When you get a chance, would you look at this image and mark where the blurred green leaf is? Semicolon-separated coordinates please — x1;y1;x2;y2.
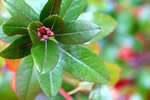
0;16;6;25
0;57;4;69
16;55;41;100
0;72;18;100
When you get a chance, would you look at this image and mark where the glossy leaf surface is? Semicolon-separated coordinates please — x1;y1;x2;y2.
28;21;43;44
36;59;62;96
0;35;32;59
55;20;100;44
16;55;41;100
0;18;19;43
43;15;64;33
60;0;86;21
40;0;62;21
79;13;117;43
2;16;31;36
59;45;109;84
0;27;21;43
3;0;39;21
31;40;59;73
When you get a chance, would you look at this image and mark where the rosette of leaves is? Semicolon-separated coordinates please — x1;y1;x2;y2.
0;0;116;99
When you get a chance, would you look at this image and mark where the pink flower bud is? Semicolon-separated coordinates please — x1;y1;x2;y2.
38;32;41;37
42;35;49;40
37;26;54;40
47;30;53;36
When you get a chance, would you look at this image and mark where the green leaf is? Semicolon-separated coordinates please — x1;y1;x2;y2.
0;35;32;59
79;13;117;43
0;17;17;43
25;0;48;15
43;15;64;33
40;0;62;21
89;84;113;100
31;40;59;73
2;16;31;36
28;21;43;44
16;55;41;100
55;20;100;45
3;0;39;21
36;59;62;97
59;45;109;84
60;0;86;21
0;26;21;43
0;16;7;25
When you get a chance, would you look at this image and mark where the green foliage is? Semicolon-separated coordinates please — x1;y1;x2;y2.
3;0;39;21
0;27;21;43
25;0;48;15
0;0;117;99
16;55;41;100
2;16;30;36
0;35;32;59
43;15;64;33
60;0;86;21
0;72;18;100
79;12;117;43
36;59;62;96
40;0;62;21
60;45;109;84
28;21;43;44
31;40;59;73
0;16;6;25
55;20;100;44
0;17;20;43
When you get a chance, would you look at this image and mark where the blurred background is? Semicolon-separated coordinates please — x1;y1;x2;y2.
0;0;150;100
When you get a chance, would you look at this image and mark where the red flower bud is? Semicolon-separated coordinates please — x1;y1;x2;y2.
38;26;47;34
37;26;54;40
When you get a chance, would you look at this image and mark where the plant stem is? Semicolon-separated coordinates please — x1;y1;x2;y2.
68;87;81;95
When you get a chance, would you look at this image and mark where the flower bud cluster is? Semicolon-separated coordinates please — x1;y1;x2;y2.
38;26;53;40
